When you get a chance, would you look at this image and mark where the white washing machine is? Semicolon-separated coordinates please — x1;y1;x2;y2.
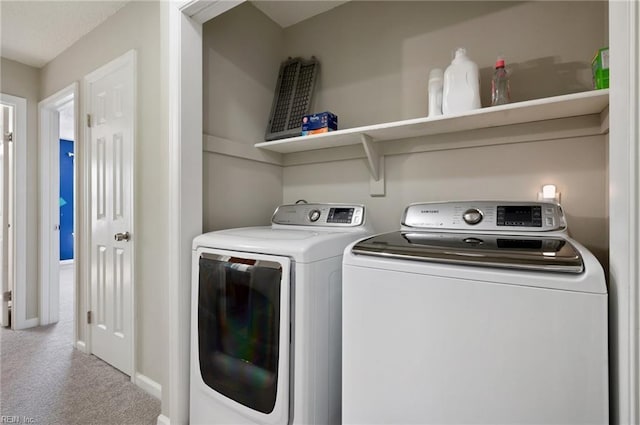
190;203;373;425
342;201;608;424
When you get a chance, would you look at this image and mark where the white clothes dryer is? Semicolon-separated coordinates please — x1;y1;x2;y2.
342;201;608;425
190;203;373;425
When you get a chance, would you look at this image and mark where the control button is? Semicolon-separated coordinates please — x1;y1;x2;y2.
546;217;554;226
462;208;483;225
308;209;321;222
545;207;554;214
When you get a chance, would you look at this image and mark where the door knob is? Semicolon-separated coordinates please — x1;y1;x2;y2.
114;231;130;242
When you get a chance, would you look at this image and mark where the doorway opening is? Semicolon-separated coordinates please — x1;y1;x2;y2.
58;101;75;326
39;83;78;345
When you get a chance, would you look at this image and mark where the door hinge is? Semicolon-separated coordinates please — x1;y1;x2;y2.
87;114;92;128
87;311;92;324
3;132;12;142
2;291;11;301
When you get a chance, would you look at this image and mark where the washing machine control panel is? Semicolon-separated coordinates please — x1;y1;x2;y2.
272;203;366;227
402;201;566;232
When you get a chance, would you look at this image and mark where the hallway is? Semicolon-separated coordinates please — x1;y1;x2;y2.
0;263;161;424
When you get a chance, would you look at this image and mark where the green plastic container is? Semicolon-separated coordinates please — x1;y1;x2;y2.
592;47;609;89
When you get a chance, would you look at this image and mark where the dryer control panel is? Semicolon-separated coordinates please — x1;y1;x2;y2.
272;203;366;227
402;201;566;232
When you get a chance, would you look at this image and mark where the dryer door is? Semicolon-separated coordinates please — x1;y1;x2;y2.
196;248;291;424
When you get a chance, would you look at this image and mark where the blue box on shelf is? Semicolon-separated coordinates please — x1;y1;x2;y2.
301;111;338;136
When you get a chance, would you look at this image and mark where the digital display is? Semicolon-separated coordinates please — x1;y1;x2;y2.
496;239;543;250
497;206;542;227
505;207;532;221
327;208;354;224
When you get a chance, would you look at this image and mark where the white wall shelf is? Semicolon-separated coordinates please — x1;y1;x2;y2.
255;89;609;154
255;89;609;195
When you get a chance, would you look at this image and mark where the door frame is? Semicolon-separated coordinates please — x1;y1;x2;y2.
0;93;28;329
609;1;640;423
166;1;207;422
38;83;77;332
82;49;137;377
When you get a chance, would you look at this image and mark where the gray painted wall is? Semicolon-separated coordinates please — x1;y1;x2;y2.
283;0;606;127
283;136;609;267
203;3;284;230
0;57;40;320
203;3;284;145
203;154;283;231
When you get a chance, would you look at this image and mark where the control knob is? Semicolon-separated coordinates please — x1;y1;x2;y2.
309;209;321;222
463;208;483;225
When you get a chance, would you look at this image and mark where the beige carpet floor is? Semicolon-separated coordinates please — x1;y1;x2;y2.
0;263;161;425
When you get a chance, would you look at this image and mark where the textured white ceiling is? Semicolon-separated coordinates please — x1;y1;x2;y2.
1;0;349;68
1;1;129;68
251;0;348;28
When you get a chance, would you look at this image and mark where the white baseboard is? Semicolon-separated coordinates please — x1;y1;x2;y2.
156;414;170;425
75;340;87;353
25;317;40;328
135;372;162;400
14;317;39;330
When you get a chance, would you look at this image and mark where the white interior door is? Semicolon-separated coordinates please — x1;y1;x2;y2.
86;51;136;375
0;105;12;327
1;94;26;330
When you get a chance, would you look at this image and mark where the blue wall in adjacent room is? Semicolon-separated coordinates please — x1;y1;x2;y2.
60;139;74;260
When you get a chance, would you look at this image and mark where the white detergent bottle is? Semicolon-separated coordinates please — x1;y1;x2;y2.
442;48;481;114
427;68;444;117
